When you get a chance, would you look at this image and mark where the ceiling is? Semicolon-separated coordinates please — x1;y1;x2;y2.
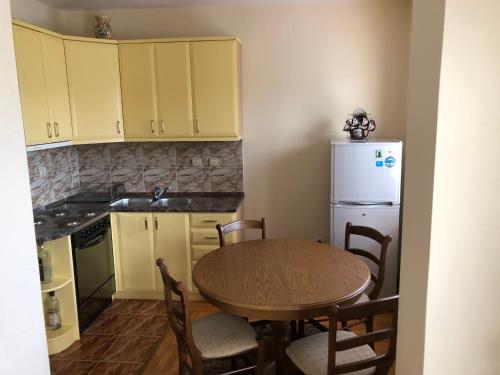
37;0;325;11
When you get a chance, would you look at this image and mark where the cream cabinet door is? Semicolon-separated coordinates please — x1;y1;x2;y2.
41;34;73;142
112;213;156;292
155;42;194;138
65;40;123;143
190;40;239;138
12;25;51;145
153;213;190;290
119;43;158;139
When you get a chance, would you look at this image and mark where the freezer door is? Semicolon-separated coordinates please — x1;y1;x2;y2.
330;204;400;297
331;141;402;204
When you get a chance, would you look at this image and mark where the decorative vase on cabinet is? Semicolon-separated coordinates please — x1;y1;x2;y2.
94;16;113;39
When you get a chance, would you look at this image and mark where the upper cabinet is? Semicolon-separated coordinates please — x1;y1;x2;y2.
119;42;194;139
191;40;240;138
64;40;124;144
13;25;73;146
119;39;241;141
12;21;241;145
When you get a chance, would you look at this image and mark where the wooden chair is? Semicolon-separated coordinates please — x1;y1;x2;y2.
156;258;266;375
216;218;266;247
286;296;399;375
295;222;392;338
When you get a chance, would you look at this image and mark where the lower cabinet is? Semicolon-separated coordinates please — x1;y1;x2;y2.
111;212;189;297
111;211;241;298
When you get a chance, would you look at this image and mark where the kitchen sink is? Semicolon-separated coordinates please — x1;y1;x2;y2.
110;198;153;207
150;198;193;208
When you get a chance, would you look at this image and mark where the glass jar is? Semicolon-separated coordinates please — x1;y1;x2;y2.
37;243;52;284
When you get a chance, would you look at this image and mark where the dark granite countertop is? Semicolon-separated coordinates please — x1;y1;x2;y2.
34;192;244;243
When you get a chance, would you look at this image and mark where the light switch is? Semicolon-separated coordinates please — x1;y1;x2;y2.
192;158;202;166
210;158;221;167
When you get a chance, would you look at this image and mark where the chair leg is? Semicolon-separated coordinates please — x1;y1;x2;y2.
366;316;375;350
298;319;305;338
255;340;266;375
290;320;297;340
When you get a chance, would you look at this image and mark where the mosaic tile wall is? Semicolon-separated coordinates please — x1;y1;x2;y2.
27;141;243;208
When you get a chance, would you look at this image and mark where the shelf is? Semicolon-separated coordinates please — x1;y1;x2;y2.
46;324;74;342
41;278;72;293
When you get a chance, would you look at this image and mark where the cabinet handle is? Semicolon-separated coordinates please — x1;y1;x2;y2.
194;119;200;133
155;217;159;230
161;120;165;134
204;236;219;240
116;120;121;134
151;120;155;134
145;217;149;230
54;122;59;137
203;220;218;223
47;122;52;138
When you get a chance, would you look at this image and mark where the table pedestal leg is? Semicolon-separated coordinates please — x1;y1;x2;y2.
270;321;290;375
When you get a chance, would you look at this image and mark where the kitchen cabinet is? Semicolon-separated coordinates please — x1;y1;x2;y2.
65;40;124;144
111;211;241;298
119;42;193;139
13;25;72;145
111;212;190;296
153;213;190;291
191;40;240;138
111;213;156;293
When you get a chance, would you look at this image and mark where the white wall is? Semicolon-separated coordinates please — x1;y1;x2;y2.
424;0;500;372
396;0;445;373
54;0;411;241
0;0;50;374
9;0;61;30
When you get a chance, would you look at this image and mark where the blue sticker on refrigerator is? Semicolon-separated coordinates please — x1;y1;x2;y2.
385;156;396;168
376;161;383;167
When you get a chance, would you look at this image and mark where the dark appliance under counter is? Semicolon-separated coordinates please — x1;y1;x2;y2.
71;215;116;332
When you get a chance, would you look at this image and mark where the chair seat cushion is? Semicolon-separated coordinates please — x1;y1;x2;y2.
286;330;376;375
192;312;258;359
355;292;370;304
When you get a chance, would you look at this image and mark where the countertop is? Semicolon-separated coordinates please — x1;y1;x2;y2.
34;192;244;243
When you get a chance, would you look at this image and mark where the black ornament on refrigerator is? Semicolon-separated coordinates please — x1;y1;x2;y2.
343;108;376;140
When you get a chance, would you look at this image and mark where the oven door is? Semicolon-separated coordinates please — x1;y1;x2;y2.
73;227;116;331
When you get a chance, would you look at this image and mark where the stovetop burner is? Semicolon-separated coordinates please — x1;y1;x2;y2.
50;210;69;217
62;221;82;228
34;217;47;226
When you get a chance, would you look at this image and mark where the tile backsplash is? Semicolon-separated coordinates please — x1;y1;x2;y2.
27;141;243;209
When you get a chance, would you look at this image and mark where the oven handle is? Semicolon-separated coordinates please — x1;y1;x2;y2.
79;234;107;250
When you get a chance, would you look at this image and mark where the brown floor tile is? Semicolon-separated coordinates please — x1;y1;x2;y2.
85;313;135;335
139;300;166;315
102;335;162;363
57;334;117;361
90;361;145;375
123;314;169;337
50;359;97;374
103;299;145;314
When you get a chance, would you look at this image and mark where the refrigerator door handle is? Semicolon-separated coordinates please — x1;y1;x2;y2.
335;201;394;207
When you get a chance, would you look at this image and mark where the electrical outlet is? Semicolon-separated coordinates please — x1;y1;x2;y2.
192;158;202;166
38;166;48;177
210;157;221;167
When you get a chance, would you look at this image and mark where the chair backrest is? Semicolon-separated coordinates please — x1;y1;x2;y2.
216;218;267;247
327;296;399;375
156;258;200;365
344;222;392;299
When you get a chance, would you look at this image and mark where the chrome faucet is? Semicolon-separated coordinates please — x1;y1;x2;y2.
153;186;171;201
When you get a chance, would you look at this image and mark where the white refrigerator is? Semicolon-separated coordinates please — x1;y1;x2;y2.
330;139;402;297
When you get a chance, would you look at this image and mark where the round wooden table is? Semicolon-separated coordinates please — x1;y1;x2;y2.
192;239;371;373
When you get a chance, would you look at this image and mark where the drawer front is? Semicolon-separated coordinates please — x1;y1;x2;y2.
190;213;236;228
191;244;219;260
190;228;238;245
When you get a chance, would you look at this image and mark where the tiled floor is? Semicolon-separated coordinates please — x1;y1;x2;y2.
50;299;168;375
